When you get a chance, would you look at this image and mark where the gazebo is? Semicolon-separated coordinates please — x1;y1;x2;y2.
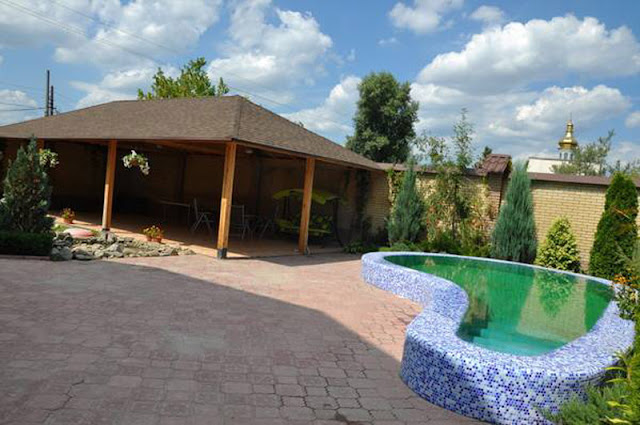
0;96;379;258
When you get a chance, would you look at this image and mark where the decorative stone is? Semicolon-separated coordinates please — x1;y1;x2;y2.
50;246;73;261
106;242;123;253
72;248;94;261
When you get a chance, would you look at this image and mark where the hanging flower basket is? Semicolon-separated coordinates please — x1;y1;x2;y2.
122;150;150;175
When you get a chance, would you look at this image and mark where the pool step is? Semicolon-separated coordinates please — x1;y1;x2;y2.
473;328;563;356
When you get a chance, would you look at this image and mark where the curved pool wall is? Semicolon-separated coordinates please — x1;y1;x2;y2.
362;252;635;425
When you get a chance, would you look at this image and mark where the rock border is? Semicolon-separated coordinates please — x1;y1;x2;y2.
51;232;195;261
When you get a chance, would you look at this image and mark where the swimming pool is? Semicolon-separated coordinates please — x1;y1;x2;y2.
362;252;635;424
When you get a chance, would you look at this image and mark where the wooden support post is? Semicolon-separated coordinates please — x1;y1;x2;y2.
101;140;117;231
217;142;237;259
36;139;44;150
298;158;316;255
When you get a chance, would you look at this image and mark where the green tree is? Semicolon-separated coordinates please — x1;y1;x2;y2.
589;173;638;280
535;217;581;272
388;159;425;244
415;109;475;240
137;57;228;99
0;138;53;233
475;145;493;168
552;131;613;176
490;161;537;263
346;72;419;163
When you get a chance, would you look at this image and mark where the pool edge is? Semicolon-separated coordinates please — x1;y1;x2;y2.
361;251;635;425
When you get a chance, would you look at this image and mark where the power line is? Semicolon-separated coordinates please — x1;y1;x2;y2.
0;107;45;113
0;0;348;130
0;79;80;108
0;100;41;108
0;0;161;64
49;0;183;56
47;0;311;110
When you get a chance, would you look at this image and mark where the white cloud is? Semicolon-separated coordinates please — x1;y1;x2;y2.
407;14;639;158
53;0;222;68
417;15;640;94
470;5;505;26
389;0;463;34
513;85;630;131
71;66;174;109
410;83;630;158
379;37;399;46
208;0;332;104
609;141;640;165
0;0;91;48
283;76;361;140
626;111;640;128
0;89;40;125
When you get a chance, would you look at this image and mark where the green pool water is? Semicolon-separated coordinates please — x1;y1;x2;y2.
386;255;613;356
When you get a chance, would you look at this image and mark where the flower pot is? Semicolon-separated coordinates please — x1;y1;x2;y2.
152;237;163;243
63;218;74;224
146;235;153;242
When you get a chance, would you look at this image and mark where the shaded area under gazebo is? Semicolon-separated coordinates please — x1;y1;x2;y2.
0;96;380;258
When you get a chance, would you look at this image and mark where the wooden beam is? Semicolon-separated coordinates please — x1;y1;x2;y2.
217;142;237;259
298;158;316;255
101;140;117;231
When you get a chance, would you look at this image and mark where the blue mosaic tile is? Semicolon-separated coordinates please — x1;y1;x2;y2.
361;252;636;425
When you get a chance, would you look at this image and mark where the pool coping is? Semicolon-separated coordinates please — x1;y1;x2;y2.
361;252;636;424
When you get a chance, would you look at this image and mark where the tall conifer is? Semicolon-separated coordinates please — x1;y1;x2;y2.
490;161;537;263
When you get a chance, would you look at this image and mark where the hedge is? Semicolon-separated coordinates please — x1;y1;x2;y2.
0;231;53;256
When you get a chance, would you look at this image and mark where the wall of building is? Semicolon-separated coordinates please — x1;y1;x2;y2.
529;178;640;268
364;169;507;238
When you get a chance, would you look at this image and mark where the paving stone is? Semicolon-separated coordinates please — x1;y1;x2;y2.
108;375;142;388
280;406;315;420
275;384;305;397
221;381;252;394
0;255;476;425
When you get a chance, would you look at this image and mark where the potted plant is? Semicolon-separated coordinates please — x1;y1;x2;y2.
122;150;150;175
61;208;75;224
142;225;164;243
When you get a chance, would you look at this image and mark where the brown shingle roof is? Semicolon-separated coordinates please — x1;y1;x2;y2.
377;153;511;176
0;96;379;170
529;172;640;188
479;153;511;174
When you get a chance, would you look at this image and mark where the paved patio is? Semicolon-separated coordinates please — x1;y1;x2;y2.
0;254;480;425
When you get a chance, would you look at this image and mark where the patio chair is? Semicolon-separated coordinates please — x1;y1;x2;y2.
190;198;215;235
230;205;252;240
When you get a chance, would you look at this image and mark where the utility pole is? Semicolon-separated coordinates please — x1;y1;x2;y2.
49;85;55;115
45;69;50;117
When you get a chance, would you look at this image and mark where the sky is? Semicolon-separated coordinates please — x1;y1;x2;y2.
0;0;639;161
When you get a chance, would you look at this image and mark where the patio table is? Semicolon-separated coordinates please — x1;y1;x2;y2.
157;199;191;225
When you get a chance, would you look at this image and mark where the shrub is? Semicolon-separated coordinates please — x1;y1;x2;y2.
343;240;378;254
490;161;537;263
426;230;461;255
379;241;422;252
0;138;53;234
535;217;581;272
0;231;53;256
544;383;629;425
387;160;425;244
590;173;638;280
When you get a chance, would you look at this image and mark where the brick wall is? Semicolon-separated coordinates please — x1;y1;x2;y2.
530;177;640;268
364;169;507;236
